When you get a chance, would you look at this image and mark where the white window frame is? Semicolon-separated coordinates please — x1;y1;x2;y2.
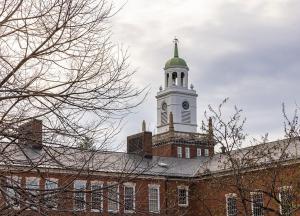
6;176;21;210
26;177;40;210
177;185;189;207
107;182;119;213
279;186;293;216
185;147;190;159
44;178;58;210
251;191;264;216
124;182;136;213
73;180;86;211
90;181;103;212
148;184;160;213
204;148;209;156
197;148;202;157
226;193;237;216
177;146;182;158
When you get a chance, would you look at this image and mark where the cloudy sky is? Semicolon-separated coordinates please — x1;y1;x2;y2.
109;0;300;150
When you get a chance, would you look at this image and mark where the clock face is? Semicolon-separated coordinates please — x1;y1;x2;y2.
162;102;167;111
182;101;189;110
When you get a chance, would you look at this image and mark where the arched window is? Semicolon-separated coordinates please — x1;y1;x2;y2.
180;72;185;87
166;73;169;87
172;72;178;86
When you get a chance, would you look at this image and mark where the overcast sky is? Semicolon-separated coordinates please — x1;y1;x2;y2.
109;0;300;151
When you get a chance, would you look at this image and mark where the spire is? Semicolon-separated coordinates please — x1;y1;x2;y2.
173;38;179;57
169;112;174;132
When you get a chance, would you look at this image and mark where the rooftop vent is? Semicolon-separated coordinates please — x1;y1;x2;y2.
157;162;168;168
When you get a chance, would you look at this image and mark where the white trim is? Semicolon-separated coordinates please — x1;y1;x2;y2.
177;185;189;207
148;184;160;213
73;180;87;211
90;181;103;212
124;182;136;213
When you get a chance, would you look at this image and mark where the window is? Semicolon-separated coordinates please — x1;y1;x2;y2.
178;186;188;207
6;176;21;209
108;183;119;212
204;148;209;156
197;148;202;157
91;181;103;212
279;186;293;216
44;178;58;209
177;147;182;158
124;183;135;213
226;193;237;216
251;192;264;216
26;177;40;210
74;180;86;211
149;184;160;213
185;147;190;159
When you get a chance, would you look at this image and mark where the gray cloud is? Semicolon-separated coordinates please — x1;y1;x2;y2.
110;0;300;149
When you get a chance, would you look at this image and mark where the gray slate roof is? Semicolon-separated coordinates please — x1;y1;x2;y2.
2;137;300;178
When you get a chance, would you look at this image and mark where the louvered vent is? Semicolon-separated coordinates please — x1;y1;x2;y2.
181;111;191;123
161;112;168;125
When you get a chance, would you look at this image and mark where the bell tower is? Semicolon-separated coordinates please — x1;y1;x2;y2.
156;39;198;134
129;38;215;159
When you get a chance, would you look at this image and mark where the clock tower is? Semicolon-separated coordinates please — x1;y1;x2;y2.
156;39;198;133
128;39;214;159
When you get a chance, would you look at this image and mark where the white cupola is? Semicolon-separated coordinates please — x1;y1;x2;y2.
156;39;198;134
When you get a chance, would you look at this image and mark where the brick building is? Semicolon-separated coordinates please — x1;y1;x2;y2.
1;40;299;216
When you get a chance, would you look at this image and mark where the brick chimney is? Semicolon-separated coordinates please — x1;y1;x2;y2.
18;119;43;149
127;120;152;158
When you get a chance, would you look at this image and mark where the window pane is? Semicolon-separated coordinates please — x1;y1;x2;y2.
124;186;135;211
251;192;263;216
178;188;188;205
205;149;209;156
149;187;159;213
91;183;102;211
177;147;182;158
45;178;58;209
108;184;119;212
74;180;86;211
185;147;190;158
280;187;293;216
226;194;237;216
6;176;21;209
197;148;201;157
26;177;40;210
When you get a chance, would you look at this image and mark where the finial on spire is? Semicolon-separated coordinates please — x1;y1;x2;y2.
142;120;146;132
173;37;179;58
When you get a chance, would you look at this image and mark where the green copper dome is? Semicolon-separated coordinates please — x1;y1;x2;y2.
164;39;188;70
